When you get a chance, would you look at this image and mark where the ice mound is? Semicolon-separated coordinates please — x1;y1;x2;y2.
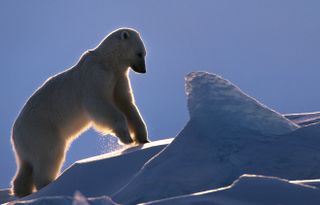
186;72;299;135
112;72;320;204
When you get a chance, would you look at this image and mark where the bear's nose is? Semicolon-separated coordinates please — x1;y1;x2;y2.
131;64;146;74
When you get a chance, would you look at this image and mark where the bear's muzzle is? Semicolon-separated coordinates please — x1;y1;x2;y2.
131;62;146;73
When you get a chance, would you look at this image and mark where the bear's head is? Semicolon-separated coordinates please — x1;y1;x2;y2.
96;28;147;74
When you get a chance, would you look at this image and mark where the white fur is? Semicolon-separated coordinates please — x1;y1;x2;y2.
11;28;149;197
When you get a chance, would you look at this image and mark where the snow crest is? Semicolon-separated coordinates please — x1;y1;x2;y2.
186;72;298;135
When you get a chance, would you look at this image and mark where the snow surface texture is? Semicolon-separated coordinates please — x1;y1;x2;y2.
3;71;320;205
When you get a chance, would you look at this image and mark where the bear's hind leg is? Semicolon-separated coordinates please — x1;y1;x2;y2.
32;139;67;191
11;161;34;197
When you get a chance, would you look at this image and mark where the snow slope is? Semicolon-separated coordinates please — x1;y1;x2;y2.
145;175;320;205
3;71;320;205
25;139;172;200
2;139;172;204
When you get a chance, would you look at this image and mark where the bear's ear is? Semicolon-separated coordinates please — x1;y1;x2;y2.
121;30;130;40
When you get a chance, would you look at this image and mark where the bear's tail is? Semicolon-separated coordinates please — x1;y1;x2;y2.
11;161;34;197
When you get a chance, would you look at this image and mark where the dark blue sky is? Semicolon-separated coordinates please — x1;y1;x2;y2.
1;0;319;188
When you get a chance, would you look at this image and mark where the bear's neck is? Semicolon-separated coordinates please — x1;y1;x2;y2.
85;50;129;74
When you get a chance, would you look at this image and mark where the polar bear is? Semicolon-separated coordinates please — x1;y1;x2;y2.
11;28;149;197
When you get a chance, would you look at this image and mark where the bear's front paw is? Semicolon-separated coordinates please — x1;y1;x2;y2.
121;138;134;145
136;139;151;144
116;129;134;145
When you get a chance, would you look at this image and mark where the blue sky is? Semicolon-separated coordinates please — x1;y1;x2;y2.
0;0;319;188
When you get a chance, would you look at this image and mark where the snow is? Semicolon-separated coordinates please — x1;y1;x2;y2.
0;189;13;204
8;192;117;205
2;71;320;205
292;178;320;189
20;139;172;202
112;72;320;204
285;112;320;126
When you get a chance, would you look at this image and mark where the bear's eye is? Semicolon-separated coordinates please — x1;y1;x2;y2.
137;52;144;58
121;31;130;40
